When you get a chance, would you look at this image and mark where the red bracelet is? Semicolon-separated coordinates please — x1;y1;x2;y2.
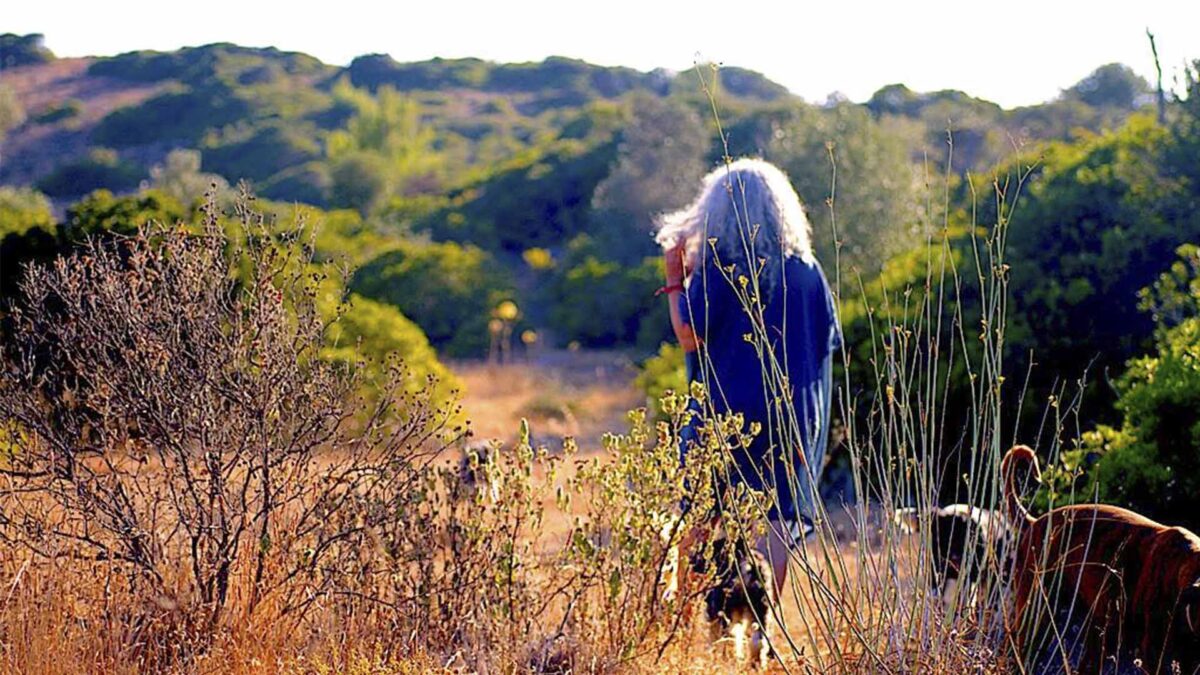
655;283;684;297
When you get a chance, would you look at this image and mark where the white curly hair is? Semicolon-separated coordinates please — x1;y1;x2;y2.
655;158;814;287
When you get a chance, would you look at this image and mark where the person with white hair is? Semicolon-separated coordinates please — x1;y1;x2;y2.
658;158;841;589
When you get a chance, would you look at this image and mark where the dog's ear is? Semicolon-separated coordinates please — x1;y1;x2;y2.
1181;582;1200;633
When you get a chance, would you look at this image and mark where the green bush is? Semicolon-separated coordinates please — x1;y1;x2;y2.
0;33;54;70
329;152;391;214
999;114;1200;425
31;99;82;125
350;239;515;357
93;87;252;147
36;149;146;198
0;85;23;140
634;342;686;416
1043;246;1200;529
545;234;668;350
88;44;328;85
64;189;187;241
0;187;58;298
322;291;459;408
0;187;54;238
258;161;332;206
421;136;618;252
203;122;322;185
148;149;229;205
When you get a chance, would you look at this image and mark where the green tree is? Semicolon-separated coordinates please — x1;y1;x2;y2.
350;239;514;357
0;33;54;70
635;342;687;417
546;234;668;350
1045;246;1200;530
65;189;187;241
329;152;391;214
591;95;710;238
1000;114;1200;424
1063;63;1152;111
326;81;445;214
0;187;57;298
36;149;146;199
322;291;459;408
764;103;923;273
148;149;229;205
420;135;618;252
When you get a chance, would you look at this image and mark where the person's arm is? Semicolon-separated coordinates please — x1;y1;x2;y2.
664;242;699;353
668;288;699;352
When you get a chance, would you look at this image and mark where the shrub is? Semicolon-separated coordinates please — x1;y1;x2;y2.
546;234;669;350
0;33;54;70
92;87;251;147
31;99;82;125
634;342;686;416
258;160;332;206
88;44;327;85
421;137;618;252
36;149;146;198
329;151;391;214
351;239;515;357
999;114;1200;427
0;187;57;299
322;291;460;408
65;188;187;241
1043;245;1200;529
0;193;459;662
148;149;230;205
0;186;54;238
0;85;25;139
202;122;322;185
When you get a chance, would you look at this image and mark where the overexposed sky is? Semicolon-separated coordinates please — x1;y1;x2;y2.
6;0;1198;108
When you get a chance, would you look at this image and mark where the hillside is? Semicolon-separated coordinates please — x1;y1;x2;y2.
1;41;1153;205
0;44;787;202
2;34;1190;444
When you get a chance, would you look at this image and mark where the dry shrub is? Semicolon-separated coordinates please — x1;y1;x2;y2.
0;192;460;668
0;192;735;674
559;387;760;669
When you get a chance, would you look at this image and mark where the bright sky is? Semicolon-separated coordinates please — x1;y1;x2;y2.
6;0;1198;108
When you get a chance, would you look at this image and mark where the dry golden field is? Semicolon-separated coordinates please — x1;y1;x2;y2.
1;351;1014;675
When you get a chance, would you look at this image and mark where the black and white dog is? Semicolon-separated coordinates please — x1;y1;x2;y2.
894;504;1013;606
690;536;777;669
455;440;499;502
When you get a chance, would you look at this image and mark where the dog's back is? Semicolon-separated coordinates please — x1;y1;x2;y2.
1002;445;1200;672
895;504;1013;606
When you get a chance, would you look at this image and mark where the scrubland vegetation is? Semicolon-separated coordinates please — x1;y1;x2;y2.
2;31;1200;673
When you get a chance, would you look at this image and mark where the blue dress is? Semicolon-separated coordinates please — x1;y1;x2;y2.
679;254;841;521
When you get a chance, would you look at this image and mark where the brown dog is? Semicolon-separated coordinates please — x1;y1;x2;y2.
1002;445;1200;673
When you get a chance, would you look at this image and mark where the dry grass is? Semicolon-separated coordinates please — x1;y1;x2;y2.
0;504;1000;674
0;318;1020;675
451;350;642;452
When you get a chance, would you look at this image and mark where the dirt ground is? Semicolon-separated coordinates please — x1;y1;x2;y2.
447;350;921;671
450;348;646;453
